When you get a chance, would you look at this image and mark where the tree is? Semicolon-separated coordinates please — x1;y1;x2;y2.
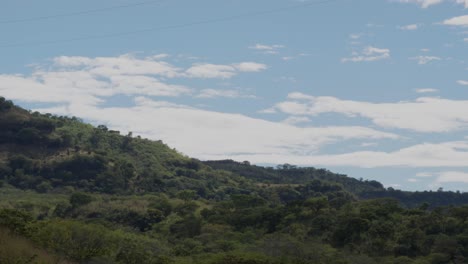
177;190;197;202
70;192;93;208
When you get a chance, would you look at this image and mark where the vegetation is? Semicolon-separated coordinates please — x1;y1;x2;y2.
1;96;468;264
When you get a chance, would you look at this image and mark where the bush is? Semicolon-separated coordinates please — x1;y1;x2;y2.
32;220;114;262
70;192;94;208
0;209;35;236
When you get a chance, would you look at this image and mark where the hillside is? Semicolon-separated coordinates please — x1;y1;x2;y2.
2;96;468;264
205;160;468;208
0;96;380;203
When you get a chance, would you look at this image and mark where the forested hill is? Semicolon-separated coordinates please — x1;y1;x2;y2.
1;96;468;207
0;96;378;198
205;159;468;208
4;96;468;263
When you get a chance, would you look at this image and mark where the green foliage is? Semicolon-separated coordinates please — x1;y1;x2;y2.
0;227;64;264
177;190;197;202
32;220;114;262
3;98;468;263
69;192;94;208
0;209;35;236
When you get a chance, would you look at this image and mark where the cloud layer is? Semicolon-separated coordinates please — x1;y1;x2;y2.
0;54;401;166
265;92;468;133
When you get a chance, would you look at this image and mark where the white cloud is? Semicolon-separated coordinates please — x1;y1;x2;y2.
6;53;468;170
443;15;468;26
108;75;191;97
232;62;267;72
258;107;277;114
416;172;435;177
54;54;267;81
196;89;254;99
33;97;398;161
410;56;441;64
408;178;419;182
0;56;193;107
0;74;103;105
185;62;267;79
0;55;404;165
267;92;468;132
457;80;468;85
395;0;443;8
218;140;468;168
360;142;378;147
0;54;270;109
342;46;390;63
249;44;284;54
396;0;468;8
151;53;170;60
185;64;238;79
53;54;181;78
436;171;468;183
456;0;468;7
399;24;420;30
281;116;311;125
415;88;439;93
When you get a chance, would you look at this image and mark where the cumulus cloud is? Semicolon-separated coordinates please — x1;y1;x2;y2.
266;92;468;132
32;97;398;161
342;46;390;63
53;54;181;78
232;62;268;72
185;64;239;79
0;54;196;106
0;54;270;108
0;54;404;165
443;15;468;26
185;62;267;79
457;80;468;85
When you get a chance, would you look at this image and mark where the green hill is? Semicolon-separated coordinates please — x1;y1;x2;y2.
2;96;468;264
0;96;377;203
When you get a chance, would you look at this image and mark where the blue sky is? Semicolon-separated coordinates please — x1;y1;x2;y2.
2;0;468;191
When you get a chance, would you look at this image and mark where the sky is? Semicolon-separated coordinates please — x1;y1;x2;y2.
1;0;468;191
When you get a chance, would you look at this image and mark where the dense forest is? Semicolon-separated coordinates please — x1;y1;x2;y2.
2;96;468;264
